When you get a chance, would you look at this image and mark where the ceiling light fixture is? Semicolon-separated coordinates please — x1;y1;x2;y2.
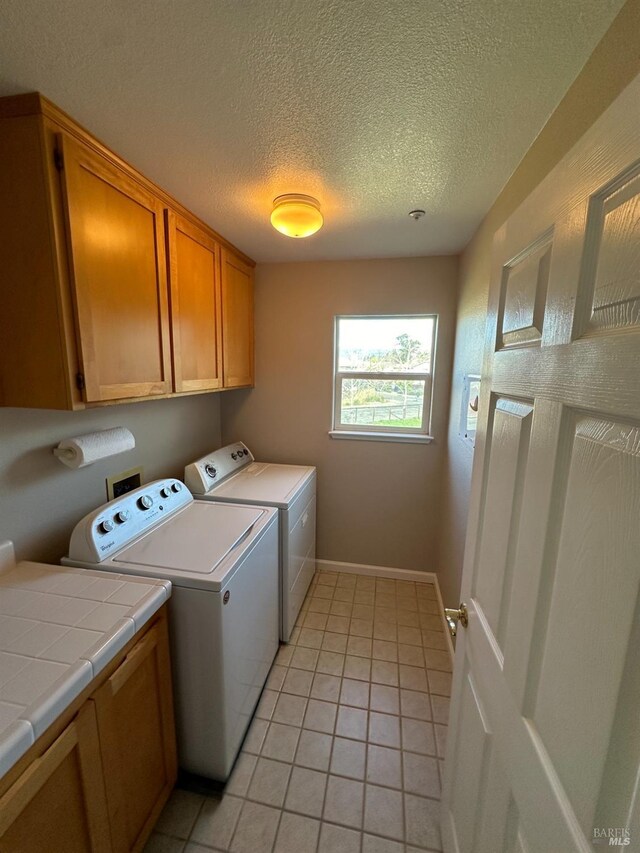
408;209;426;220
271;194;323;238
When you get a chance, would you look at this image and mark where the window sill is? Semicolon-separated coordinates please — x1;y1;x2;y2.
328;430;434;444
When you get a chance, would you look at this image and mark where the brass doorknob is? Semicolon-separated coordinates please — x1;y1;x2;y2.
444;603;468;638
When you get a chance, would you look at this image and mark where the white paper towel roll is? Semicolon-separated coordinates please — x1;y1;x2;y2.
53;427;135;469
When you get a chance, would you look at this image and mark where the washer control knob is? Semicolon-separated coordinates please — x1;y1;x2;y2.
231;452;238;460
205;464;217;479
138;495;154;510
99;519;114;534
243;449;249;456
160;487;171;498
171;482;182;493
116;510;130;524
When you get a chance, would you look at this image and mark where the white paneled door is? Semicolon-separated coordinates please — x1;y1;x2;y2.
441;74;640;853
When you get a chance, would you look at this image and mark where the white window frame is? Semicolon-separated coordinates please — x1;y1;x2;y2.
330;314;437;444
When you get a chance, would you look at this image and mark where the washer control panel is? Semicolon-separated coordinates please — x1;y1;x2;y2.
184;442;254;495
67;478;192;564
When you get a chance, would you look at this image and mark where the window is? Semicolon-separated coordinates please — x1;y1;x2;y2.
331;315;437;442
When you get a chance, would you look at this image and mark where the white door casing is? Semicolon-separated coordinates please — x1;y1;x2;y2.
441;74;640;853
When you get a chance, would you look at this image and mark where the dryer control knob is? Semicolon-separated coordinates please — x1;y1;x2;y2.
116;510;130;524
205;464;217;479
171;482;182;493
160;487;171;498
99;519;114;534
231;452;238;460
138;495;154;510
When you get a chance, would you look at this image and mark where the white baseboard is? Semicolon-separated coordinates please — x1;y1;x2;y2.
316;559;455;661
316;559;438;585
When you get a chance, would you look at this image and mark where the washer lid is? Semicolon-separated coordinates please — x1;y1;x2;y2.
210;463;315;507
114;502;264;578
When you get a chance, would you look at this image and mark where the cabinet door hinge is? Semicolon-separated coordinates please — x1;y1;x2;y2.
53;148;63;171
76;372;85;391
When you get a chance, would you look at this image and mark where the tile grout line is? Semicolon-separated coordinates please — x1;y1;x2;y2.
316;711;338;853
308;570;355;849
299;570;331;853
361;703;369;845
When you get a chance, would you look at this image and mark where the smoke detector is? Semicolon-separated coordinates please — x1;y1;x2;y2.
408;209;426;220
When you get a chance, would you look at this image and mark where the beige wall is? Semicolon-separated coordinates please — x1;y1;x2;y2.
437;0;640;605
0;394;221;564
221;256;458;573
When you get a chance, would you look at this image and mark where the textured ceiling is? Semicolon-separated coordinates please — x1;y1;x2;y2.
0;0;625;262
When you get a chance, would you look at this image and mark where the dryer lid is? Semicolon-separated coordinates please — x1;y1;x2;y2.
114;502;265;577
210;462;314;507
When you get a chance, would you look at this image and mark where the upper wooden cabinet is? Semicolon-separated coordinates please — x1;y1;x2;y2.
166;210;223;393
221;248;255;388
0;93;254;410
60;136;173;403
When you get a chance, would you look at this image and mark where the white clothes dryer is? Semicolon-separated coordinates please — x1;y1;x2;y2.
185;442;316;641
63;478;279;781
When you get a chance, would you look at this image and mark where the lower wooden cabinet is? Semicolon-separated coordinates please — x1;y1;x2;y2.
0;608;176;853
0;702;111;853
93;617;177;852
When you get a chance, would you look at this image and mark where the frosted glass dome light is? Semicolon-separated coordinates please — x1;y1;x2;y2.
270;194;323;238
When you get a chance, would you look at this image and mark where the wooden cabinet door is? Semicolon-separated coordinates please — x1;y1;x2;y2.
221;248;254;388
0;702;111;853
92;613;177;853
165;211;223;392
59;135;172;402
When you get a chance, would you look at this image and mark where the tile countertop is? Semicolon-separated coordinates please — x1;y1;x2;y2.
0;556;171;780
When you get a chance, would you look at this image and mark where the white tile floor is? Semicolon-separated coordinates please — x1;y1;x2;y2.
145;571;451;853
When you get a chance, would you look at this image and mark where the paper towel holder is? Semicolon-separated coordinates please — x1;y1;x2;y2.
53;427;136;469
53;446;76;462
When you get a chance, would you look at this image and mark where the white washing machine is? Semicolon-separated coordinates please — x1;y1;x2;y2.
185;442;316;642
62;478;279;781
